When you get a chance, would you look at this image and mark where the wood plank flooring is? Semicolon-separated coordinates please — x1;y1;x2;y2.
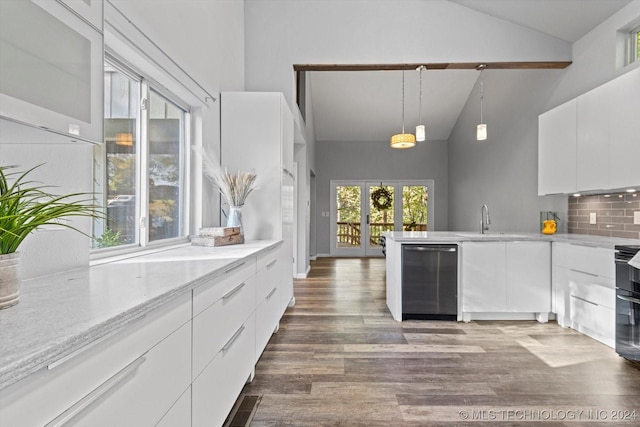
237;257;640;426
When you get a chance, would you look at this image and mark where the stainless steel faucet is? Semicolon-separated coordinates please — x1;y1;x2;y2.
480;204;491;234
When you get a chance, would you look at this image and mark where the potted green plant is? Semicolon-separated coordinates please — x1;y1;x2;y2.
0;164;101;309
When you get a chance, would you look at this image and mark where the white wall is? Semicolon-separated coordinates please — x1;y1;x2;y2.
1;0;245;279
315;140;449;254
447;0;640;233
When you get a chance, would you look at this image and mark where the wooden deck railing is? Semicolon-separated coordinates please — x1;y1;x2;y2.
337;221;427;247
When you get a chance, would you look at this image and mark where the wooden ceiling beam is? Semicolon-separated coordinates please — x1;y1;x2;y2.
293;61;572;72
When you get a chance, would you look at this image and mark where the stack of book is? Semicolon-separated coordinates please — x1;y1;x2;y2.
191;227;244;247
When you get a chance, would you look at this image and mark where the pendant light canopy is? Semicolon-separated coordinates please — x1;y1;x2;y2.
390;70;416;149
416;65;426;142
476;64;487;141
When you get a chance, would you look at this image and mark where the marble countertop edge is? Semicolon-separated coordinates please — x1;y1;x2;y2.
0;240;282;391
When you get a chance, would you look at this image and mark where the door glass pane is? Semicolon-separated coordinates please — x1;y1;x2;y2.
336;185;361;248
402;185;428;231
369;185;394;247
148;90;184;242
93;62;139;249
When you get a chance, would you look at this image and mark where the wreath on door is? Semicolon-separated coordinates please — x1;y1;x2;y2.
371;187;393;210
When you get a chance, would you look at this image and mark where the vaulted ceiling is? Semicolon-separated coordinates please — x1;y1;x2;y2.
308;0;632;144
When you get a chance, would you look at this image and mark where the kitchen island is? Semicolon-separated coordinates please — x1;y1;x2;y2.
384;231;640;346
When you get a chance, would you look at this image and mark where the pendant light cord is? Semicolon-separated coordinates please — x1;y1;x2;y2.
479;70;484;123
401;70;406;133
418;66;423;126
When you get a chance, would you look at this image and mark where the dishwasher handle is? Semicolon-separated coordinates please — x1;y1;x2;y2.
404;246;457;253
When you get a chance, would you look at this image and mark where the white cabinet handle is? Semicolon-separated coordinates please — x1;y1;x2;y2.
569;268;598;277
570;294;598;306
224;262;246;275
223;282;246;302
266;259;277;269
266;288;277;300
222;325;245;352
45;356;147;426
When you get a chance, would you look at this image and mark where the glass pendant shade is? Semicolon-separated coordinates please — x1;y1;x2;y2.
476;123;487;141
416;124;425;142
390;132;416;149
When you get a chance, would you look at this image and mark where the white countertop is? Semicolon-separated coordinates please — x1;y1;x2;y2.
0;240;281;391
383;231;640;248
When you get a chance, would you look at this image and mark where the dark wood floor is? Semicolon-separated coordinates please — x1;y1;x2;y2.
238;257;640;426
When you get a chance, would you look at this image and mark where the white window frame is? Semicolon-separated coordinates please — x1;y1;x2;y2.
91;56;191;259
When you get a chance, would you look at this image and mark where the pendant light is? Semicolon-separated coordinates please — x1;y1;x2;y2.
390;70;416;149
476;64;487;141
416;65;426;142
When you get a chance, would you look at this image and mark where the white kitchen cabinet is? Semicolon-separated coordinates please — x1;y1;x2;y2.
59;0;103;30
551;242;615;346
0;293;191;427
506;241;551;313
538;67;640;195
609;67;640;189
576;85;611;192
0;0;104;144
255;244;285;362
538;99;577;195
462;242;506;312
462;241;551;320
221;92;295;308
192;312;257;427
156;387;191;427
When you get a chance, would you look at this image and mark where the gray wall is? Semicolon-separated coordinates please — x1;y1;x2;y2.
316;140;448;254
447;70;568;232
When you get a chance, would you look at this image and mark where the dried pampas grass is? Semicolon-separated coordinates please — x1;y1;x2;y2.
193;146;257;206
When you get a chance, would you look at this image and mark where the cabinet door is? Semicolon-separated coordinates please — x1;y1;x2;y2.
538;99;577;195
577;84;612;192
156;387;191;427
609;67;640;189
462;242;506;312
553;265;571;327
506;242;551;312
0;0;103;143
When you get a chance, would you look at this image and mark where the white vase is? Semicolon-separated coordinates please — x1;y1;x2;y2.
227;205;244;235
0;252;21;309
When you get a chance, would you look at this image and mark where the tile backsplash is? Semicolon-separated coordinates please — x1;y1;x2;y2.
568;192;640;240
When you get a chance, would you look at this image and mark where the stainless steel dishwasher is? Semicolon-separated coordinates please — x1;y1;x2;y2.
401;244;458;320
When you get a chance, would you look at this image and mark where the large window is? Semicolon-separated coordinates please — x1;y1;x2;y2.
93;58;189;250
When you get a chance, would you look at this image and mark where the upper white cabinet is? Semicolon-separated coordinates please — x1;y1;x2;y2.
0;0;104;144
538;67;640;194
221;91;295;307
59;0;103;30
538;99;577;195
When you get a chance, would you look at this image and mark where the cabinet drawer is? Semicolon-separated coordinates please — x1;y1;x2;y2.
257;246;282;301
157;386;191;427
256;285;280;361
553;243;614;279
570;295;615;346
569;279;615;309
193;259;256;316
193;275;256;378
193;312;256;427
0;293;191;427
55;322;192;426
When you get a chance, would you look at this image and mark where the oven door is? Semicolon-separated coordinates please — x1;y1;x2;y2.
616;285;640;361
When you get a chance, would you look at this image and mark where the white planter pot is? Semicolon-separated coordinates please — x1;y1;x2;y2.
0;252;21;309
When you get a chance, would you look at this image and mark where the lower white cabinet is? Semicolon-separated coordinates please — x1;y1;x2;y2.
462;241;551;319
0;243;291;427
157;387;192;427
552;242;615;346
192;313;257;427
0;293;192;427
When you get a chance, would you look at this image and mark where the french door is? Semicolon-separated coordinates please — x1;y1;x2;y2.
330;180;434;256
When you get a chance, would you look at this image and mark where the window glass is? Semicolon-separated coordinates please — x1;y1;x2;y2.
148;90;185;242
92;60;188;251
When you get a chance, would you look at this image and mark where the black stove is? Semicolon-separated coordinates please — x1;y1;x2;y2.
615;245;640;361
